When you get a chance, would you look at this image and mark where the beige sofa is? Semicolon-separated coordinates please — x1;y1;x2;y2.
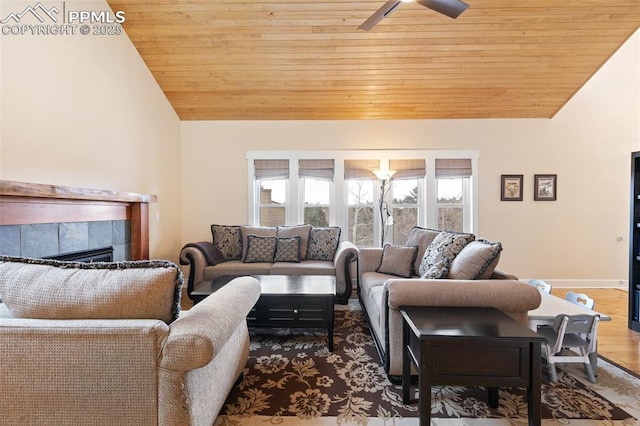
357;227;541;377
0;256;260;426
180;224;358;304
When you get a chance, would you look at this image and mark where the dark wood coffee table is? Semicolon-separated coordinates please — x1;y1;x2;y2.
192;275;336;351
401;306;544;426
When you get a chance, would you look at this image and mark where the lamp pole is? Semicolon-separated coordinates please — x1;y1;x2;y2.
373;169;396;247
379;179;388;246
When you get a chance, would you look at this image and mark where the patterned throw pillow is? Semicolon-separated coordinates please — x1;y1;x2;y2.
418;231;475;279
376;244;419;278
240;226;277;260
307;227;341;261
211;225;242;260
243;235;277;263
274;237;301;263
448;239;502;280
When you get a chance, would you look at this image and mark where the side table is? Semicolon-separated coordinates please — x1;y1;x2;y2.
401;306;544;426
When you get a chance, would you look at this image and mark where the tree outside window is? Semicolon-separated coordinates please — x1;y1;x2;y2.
303;178;330;227
347;180;374;247
391;180;419;245
437;178;463;232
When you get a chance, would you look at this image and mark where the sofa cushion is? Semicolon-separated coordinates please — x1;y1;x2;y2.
0;256;182;323
448;239;503;280
405;226;441;278
277;225;312;260
204;261;271;279
359;271;392;302
240;226;277;259
274;236;301;263
418;231;475;279
270;260;335;275
211;224;243;260
243;235;277;263
307;226;341;261
376;244;418;278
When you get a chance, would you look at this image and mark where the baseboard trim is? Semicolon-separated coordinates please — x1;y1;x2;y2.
520;278;628;290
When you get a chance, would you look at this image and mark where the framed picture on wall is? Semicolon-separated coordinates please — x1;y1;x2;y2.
534;174;557;201
501;175;523;201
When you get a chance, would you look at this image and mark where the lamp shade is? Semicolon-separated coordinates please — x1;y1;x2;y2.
373;169;397;181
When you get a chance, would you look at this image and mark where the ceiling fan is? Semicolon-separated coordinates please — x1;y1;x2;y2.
358;0;469;31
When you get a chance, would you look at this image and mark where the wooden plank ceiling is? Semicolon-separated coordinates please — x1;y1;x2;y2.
107;0;640;120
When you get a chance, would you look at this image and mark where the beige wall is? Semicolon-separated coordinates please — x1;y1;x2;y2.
181;31;640;286
0;1;182;262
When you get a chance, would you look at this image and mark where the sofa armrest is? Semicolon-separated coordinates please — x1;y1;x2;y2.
333;241;359;304
380;278;541;375
357;247;383;275
179;242;214;298
386;278;541;319
161;277;261;372
491;269;519;280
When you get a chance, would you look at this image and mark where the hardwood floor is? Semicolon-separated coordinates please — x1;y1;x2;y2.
551;288;640;375
182;287;640;375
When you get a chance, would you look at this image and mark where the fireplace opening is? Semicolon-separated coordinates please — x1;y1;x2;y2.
44;247;114;263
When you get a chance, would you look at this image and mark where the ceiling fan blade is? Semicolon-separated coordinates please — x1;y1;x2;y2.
416;0;469;19
358;0;403;31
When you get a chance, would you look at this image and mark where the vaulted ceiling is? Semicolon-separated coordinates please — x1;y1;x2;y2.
107;0;640;120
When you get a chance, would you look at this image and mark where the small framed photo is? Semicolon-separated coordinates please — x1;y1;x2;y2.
534;174;557;201
501;175;523;201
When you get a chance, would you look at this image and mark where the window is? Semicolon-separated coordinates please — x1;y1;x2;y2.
390;179;420;245
299;159;334;227
345;159;378;247
248;151;478;247
435;159;472;232
255;159;288;227
437;179;463;231
388;159;425;245
347;180;375;247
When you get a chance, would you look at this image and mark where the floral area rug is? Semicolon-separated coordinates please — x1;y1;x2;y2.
215;301;639;425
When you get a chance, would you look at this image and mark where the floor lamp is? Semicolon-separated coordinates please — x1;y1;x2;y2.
373;169;396;246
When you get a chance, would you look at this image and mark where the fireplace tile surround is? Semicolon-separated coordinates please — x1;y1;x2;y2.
0;220;131;261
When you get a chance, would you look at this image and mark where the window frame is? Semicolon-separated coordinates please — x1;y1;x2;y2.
247;150;479;244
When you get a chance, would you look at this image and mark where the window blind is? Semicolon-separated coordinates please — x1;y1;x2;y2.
389;159;426;180
299;159;334;180
435;159;472;178
344;159;380;180
254;159;290;179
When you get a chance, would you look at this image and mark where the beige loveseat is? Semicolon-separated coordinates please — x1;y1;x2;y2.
180;224;358;304
357;227;541;377
0;256;260;426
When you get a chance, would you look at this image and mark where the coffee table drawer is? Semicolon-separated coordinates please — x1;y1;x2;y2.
265;303;327;322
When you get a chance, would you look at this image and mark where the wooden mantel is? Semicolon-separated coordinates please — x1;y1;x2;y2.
0;180;158;260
